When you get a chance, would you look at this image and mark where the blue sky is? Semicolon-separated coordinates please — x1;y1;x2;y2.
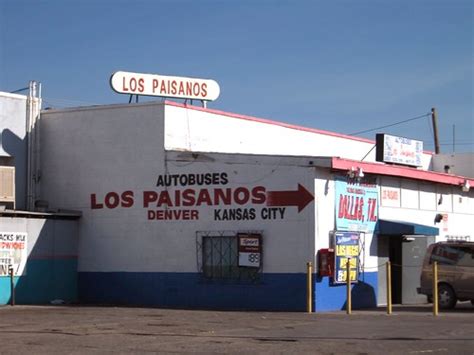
1;0;472;152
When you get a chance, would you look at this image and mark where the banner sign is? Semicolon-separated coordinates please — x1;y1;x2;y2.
332;231;359;284
335;177;378;233
90;172;314;222
110;71;220;101
0;232;27;276
238;234;262;268
376;133;423;167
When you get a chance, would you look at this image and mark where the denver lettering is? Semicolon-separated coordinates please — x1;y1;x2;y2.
147;209;199;220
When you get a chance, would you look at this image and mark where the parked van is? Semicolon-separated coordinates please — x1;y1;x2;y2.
418;241;474;309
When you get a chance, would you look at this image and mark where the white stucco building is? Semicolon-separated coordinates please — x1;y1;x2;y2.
1;91;473;310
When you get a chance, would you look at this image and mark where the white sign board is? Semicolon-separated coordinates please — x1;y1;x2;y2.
110;71;220;101
0;232;27;276
376;134;423;167
238;234;261;268
380;186;401;207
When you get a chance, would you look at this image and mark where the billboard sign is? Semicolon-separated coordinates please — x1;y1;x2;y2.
110;71;220;101
376;133;423;167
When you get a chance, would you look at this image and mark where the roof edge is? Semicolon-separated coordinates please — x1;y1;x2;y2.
0;209;82;219
164;100;378;145
41;100;165;115
331;157;474;187
0;91;27;100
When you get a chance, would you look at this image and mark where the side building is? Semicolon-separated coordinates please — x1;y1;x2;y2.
0;89;79;305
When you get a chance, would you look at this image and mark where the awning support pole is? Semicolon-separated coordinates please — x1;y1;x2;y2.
386;261;392;315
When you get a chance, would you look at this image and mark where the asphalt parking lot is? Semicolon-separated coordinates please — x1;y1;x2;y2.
0;303;473;354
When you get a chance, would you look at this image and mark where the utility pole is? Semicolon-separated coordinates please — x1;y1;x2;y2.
431;107;440;154
452;124;455;154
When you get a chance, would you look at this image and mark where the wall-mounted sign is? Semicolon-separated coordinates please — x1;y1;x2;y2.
376;133;423;167
442;213;448;232
90;171;314;222
110;71;220;101
335;177;378;233
238;234;262;268
0;232;27;276
380;186;401;207
332;231;359;284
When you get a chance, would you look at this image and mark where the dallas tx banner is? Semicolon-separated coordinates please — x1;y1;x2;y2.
335;176;378;233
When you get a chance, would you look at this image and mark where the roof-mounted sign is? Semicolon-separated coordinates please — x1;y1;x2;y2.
376;133;423;167
110;71;220;101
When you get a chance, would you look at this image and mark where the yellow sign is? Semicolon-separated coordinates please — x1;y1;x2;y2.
339;257;357;268
336;245;359;256
333;232;360;284
336;270;358;282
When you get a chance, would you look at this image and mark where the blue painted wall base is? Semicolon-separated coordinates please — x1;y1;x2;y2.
0;259;78;305
315;271;378;311
79;272;307;311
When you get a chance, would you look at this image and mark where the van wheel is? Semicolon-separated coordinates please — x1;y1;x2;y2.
438;284;457;309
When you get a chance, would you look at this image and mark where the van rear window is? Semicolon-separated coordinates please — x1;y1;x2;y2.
430;245;474;266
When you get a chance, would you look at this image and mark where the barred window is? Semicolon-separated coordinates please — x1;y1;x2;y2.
196;231;262;283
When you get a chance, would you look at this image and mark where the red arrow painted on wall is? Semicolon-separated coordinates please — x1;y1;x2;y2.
266;184;314;212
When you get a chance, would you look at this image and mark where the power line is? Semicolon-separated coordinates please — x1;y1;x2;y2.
428;142;474;146
349;112;431;136
438;140;473;144
10;87;29;94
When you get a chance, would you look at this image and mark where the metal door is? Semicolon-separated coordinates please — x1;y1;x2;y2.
402;236;435;304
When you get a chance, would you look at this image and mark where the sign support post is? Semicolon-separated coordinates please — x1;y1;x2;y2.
9;265;15;306
346;258;351;315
